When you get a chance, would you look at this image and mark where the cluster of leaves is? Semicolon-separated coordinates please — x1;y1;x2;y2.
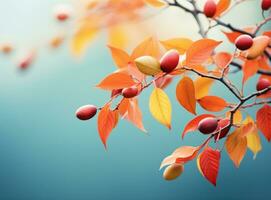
77;0;271;186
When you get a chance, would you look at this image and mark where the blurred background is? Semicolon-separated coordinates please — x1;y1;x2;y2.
0;0;270;199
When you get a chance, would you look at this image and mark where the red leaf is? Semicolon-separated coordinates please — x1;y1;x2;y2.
198;147;221;186
97;104;118;148
256;104;271;142
214;0;231;17
182;114;215;139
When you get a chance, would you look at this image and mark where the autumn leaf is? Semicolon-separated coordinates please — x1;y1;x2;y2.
213;52;232;69
96;72;136;90
131;36;161;60
107;45;130;68
194;77;214;99
182;114;215;139
197;96;228;112
256;104;271;142
242;59;259;84
176;77;196;115
127;98;146;132
214;0;231;17
97;104;118;148
225;128;247;167
223;31;242;43
185;39;222;67
160;146;199;169
71;22;98;57
108;25;128;48
226;109;242;124
144;0;166;7
243;116;262;159
198;147;221;186
149;88;172;129
160;38;193;54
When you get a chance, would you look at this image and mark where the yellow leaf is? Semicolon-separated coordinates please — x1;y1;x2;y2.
108;25;128;48
226;110;242;124
194;77;214;99
107;45;130;68
71;22;98;57
149;88;172;129
225;128;247;168
131;37;161;60
135;56;161;76
243;116;262;159
176;77;196;115
144;0;166;7
160;38;193;54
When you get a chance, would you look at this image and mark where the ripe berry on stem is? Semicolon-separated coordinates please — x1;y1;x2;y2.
76;105;97;120
262;0;271;10
160;50;180;73
122;86;138;98
204;0;217;18
235;35;253;51
198;117;218;134
256;78;271;91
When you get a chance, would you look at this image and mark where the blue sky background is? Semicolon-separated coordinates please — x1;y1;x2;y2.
0;0;271;199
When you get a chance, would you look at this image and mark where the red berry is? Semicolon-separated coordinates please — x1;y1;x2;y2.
76;105;97;120
262;0;271;10
256;78;271;91
160;50;180;73
57;13;69;21
111;89;123;97
122;86;138;98
214;118;230;140
235;35;253;51
204;0;217;18
198;117;218;134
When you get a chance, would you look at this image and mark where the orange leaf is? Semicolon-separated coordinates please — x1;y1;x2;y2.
213;52;233;69
108;45;130;68
185;39;221;67
223;31;241;43
242;59;259;84
181;114;215;139
198;96;228;112
131;36;161;60
97;104;118;148
176;77;196;115
214;0;231;17
225;128;247;167
256;104;271;142
160;146;199;169
127;98;146;132
194;77;214;99
96;72;136;90
198;147;221;186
